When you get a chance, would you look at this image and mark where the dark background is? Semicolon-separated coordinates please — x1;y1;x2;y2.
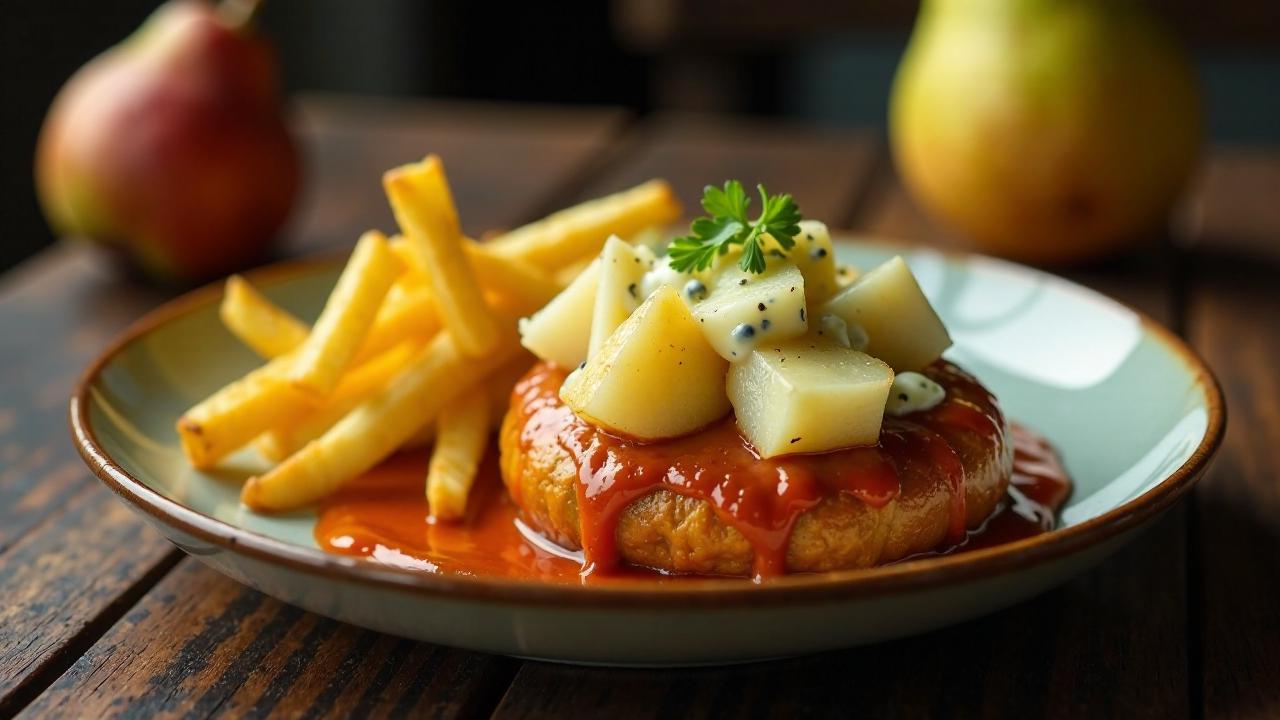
4;0;1278;275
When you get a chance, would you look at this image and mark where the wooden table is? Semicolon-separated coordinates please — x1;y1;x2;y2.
2;96;1277;719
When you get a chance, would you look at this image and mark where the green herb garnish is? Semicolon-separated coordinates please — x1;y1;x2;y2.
667;181;802;274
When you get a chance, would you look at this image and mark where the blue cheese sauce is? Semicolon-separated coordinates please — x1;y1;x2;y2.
885;371;946;416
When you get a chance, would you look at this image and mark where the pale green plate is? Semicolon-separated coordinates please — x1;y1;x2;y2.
71;239;1224;666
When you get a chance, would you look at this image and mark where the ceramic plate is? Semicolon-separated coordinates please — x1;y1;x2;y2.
70;240;1224;666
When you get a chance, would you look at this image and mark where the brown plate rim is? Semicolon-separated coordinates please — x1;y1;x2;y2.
68;241;1227;609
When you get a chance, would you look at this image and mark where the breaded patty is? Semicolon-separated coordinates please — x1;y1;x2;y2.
500;361;1012;576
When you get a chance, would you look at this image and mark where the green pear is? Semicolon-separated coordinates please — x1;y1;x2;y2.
35;0;299;283
890;0;1201;265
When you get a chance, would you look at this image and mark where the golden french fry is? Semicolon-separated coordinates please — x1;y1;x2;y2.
467;246;562;315
220;276;310;359
389;234;560;316
223;267;439;366
354;282;440;362
487;180;681;271
426;391;490;521
176;352;316;469
258;340;421;462
384;156;499;357
396;354;532;453
241;328;519;512
289;230;402;394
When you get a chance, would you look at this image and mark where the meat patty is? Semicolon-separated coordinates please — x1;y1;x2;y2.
500;361;1012;577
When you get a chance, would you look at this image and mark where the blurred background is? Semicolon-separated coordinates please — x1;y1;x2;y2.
5;0;1278;275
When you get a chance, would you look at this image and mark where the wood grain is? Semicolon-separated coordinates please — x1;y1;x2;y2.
1184;152;1280;719
288;96;630;254
560;113;877;226
495;142;1192;720
0;487;179;717
1;98;626;716
19;560;517;719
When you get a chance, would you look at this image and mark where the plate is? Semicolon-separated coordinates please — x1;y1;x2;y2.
70;240;1224;666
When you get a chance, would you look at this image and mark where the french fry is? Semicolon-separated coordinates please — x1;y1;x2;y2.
176;352;316;469
241;328;520;512
257;340;421;462
426;391;490;521
389;234;561;317
289;230;401;395
393;352;534;454
467;245;562;315
220;276;310;358
487;180;681;271
384;156;499;357
353;282;440;362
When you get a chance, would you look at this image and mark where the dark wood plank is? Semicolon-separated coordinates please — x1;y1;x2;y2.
496;138;1190;719
18;559;517;720
288;95;629;253
1183;149;1280;719
561;112;877;225
0;489;179;717
2;98;626;715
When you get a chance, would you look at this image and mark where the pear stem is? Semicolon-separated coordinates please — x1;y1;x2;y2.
218;0;267;33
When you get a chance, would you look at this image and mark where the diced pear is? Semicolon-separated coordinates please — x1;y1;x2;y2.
818;255;951;371
788;220;839;302
518;259;600;368
561;286;730;440
693;264;808;362
588;236;656;357
728;339;894;458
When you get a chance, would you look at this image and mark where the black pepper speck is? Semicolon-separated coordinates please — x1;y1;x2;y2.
761;319;771;330
738;278;748;286
799;308;806;322
811;247;828;260
731;323;755;339
898;393;909;402
627;282;638;299
790;437;801;444
757;302;766;311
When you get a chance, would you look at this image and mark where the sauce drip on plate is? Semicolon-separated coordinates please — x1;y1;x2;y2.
316;367;1072;583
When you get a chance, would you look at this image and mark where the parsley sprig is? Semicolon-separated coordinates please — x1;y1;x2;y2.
667;181;802;274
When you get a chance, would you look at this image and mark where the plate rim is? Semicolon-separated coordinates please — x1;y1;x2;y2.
68;240;1226;609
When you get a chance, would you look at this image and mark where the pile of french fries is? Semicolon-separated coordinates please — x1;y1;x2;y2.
177;155;680;519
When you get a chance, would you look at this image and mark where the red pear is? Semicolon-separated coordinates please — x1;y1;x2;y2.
35;0;299;284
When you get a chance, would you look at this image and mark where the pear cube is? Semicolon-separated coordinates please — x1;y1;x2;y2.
562;286;730;440
728;339;894;458
693;264;808;362
588;236;656;357
518;259;600;368
818;256;951;371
